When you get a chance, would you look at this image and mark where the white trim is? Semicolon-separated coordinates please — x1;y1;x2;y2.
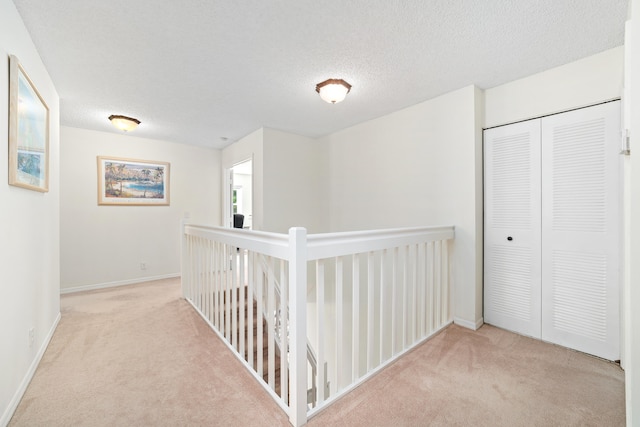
454;316;484;330
307;225;455;261
1;312;61;426
60;273;180;295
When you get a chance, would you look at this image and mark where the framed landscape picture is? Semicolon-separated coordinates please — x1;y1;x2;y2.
8;55;50;192
97;157;170;206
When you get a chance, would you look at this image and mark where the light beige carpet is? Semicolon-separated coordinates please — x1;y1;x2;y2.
10;278;625;426
308;323;625;427
9;278;290;427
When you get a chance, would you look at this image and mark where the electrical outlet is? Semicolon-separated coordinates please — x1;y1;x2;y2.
29;328;35;348
140;262;147;270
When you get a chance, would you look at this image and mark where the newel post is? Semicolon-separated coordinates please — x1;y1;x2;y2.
288;227;308;427
180;213;191;300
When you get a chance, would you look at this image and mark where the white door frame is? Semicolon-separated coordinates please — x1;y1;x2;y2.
224;157;253;228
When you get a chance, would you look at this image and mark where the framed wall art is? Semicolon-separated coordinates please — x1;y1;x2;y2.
8;54;50;192
97;156;170;206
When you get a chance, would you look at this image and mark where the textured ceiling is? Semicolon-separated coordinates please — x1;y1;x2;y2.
12;0;628;149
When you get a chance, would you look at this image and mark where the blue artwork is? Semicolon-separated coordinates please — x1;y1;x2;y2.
99;157;170;205
17;151;43;180
9;55;49;192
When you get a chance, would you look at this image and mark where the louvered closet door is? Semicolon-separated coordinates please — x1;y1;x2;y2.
484;120;541;338
541;102;620;360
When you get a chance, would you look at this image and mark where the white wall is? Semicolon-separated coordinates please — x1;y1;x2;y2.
222;129;264;229
624;1;640;423
485;46;624;128
263;128;329;233
323;85;484;327
60;127;220;292
0;0;60;424
222;127;329;233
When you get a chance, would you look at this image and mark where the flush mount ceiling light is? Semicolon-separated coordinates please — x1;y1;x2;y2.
315;78;352;104
108;114;141;132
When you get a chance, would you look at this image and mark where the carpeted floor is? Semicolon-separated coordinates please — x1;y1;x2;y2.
307;320;625;427
9;278;625;426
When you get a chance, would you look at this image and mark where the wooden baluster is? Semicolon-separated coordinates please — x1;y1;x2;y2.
352;253;360;381
232;247;238;350
442;239;449;324
256;254;264;377
239;248;245;357
391;247;398;356
367;251;374;371
280;259;288;404
427;241;434;334
267;256;276;390
402;245;408;351
379;249;386;362
247;251;254;368
418;243;426;338
316;259;325;404
217;242;222;333
435;240;442;329
411;243;418;344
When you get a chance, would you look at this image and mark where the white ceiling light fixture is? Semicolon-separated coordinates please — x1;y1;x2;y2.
315;78;352;104
108;114;141;132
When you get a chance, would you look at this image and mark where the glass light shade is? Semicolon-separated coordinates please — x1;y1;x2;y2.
316;79;352;104
109;115;140;132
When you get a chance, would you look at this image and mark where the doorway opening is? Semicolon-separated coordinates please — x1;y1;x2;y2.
225;158;253;229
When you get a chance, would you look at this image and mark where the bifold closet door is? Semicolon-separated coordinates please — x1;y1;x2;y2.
484;119;541;338
540;102;620;361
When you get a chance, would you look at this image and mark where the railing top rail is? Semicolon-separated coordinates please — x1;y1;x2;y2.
184;224;289;259
183;224;454;261
306;225;455;261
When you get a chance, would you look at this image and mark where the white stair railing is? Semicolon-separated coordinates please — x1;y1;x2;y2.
181;224;454;427
304;227;454;416
262;260;329;408
262;258;328;407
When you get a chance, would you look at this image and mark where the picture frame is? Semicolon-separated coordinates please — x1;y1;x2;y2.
97;156;170;206
8;54;50;192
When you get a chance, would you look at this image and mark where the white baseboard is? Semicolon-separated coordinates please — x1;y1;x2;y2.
1;312;61;427
454;316;484;330
60;273;180;295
